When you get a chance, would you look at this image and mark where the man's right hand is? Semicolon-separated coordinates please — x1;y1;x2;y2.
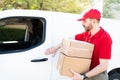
45;43;61;57
45;47;58;57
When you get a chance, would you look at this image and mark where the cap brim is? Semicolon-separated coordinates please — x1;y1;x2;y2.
77;18;84;21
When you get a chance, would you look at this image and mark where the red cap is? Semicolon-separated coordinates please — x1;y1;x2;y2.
77;9;101;21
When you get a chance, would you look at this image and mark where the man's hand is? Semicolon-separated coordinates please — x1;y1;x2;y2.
71;69;84;80
45;43;61;57
45;47;57;57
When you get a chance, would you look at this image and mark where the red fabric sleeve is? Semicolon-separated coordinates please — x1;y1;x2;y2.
75;32;85;40
99;35;112;59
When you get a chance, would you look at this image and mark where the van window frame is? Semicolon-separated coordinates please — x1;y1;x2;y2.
0;16;46;54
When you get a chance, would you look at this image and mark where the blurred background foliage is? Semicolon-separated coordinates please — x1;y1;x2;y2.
103;0;120;20
0;0;93;14
0;0;120;19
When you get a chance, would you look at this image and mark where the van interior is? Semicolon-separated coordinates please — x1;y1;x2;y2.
0;17;45;52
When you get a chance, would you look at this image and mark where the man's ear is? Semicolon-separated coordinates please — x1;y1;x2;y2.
91;19;98;25
92;19;96;23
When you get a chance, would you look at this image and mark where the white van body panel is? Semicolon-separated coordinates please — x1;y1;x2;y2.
0;10;53;80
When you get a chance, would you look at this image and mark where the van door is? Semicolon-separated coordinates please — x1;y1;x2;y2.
0;17;52;80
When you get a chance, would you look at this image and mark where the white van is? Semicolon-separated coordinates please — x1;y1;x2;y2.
0;9;120;80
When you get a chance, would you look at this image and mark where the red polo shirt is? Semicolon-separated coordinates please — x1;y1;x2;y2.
75;27;112;70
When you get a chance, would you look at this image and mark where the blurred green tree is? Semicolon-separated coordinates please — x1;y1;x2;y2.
0;0;93;14
103;0;120;20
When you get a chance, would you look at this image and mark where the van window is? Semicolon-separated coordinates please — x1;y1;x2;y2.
0;17;46;53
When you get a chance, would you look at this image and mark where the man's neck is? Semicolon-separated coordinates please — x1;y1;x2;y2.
90;26;100;36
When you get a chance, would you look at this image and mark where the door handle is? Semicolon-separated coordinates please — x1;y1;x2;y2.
31;58;48;62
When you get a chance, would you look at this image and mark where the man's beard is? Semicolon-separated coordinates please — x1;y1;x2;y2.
83;23;92;32
83;25;90;31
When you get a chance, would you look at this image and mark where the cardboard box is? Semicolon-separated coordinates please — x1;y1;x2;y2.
60;38;94;59
57;38;94;77
57;53;91;77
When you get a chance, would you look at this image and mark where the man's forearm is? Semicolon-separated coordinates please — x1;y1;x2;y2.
54;43;61;50
85;59;109;78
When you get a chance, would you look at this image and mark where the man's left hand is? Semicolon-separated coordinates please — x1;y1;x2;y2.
71;69;84;80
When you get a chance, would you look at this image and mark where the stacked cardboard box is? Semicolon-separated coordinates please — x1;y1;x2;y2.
57;38;94;77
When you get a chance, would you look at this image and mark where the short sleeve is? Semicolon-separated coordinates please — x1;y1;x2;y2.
99;35;112;59
75;32;85;40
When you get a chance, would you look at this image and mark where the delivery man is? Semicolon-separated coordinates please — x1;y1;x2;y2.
45;9;112;80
